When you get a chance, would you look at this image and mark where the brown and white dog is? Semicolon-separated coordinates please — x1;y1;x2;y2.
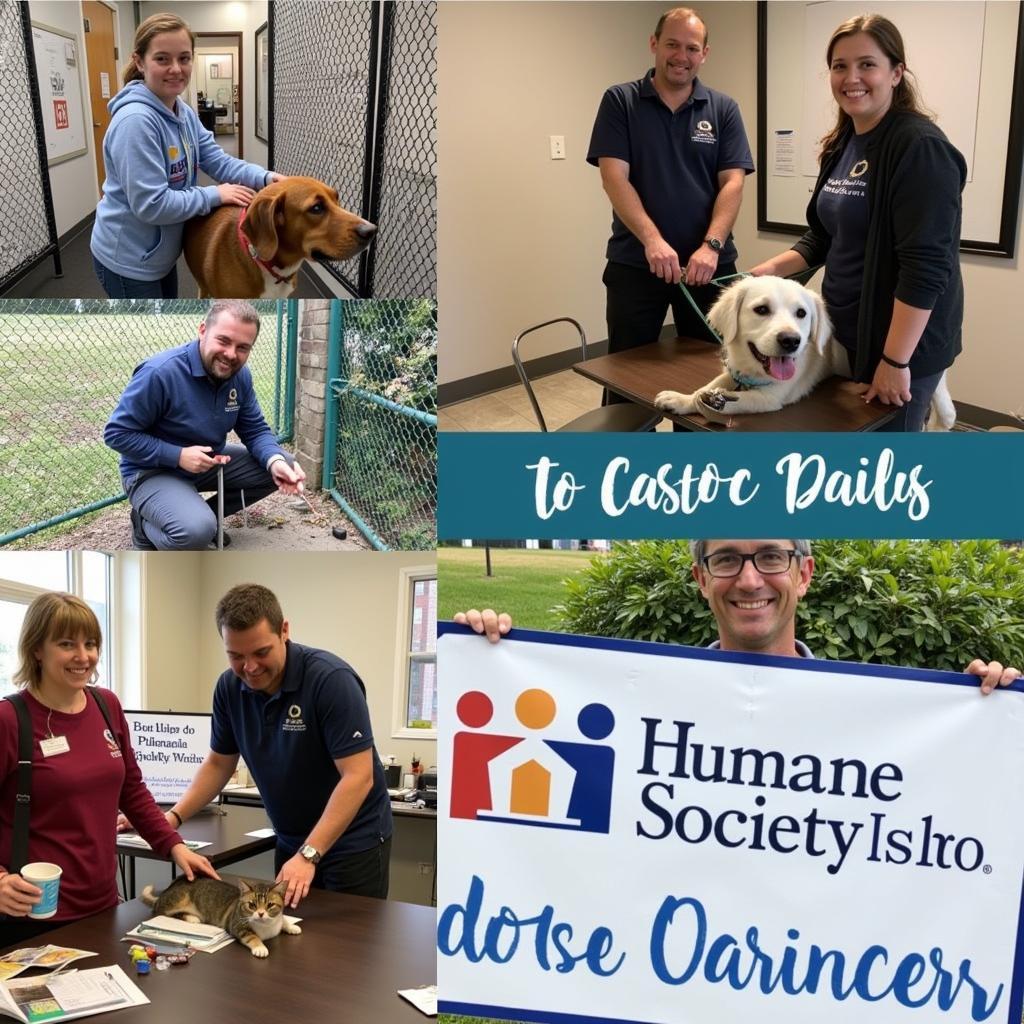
184;176;377;298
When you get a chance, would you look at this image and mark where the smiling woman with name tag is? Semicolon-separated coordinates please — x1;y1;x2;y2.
0;593;219;947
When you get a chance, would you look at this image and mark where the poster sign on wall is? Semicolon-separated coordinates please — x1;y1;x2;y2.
31;22;87;166
123;711;211;804
438;624;1024;1024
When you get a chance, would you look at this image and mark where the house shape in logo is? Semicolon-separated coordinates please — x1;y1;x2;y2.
451;688;615;833
485;688;578;824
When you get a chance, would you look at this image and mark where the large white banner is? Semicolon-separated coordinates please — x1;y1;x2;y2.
438;625;1024;1024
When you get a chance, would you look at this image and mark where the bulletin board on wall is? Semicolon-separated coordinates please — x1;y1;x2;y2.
757;0;1024;257
31;21;88;166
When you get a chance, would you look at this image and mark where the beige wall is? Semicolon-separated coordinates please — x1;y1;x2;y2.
140;552;204;711
438;1;665;381
138;551;436;775
439;1;1024;417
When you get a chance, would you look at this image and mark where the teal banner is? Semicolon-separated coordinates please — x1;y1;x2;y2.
438;433;1024;538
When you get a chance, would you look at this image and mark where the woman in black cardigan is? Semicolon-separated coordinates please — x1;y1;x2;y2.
751;14;966;432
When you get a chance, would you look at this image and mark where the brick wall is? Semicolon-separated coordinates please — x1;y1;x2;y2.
294;299;331;491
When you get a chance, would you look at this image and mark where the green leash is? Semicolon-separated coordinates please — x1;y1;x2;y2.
678;272;749;343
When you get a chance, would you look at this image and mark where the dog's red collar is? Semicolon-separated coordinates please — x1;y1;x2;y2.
237;207;290;285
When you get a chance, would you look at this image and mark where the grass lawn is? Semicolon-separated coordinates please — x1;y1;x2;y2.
0;311;283;542
438;546;601;631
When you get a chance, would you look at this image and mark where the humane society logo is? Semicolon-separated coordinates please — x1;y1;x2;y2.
450;688;615;833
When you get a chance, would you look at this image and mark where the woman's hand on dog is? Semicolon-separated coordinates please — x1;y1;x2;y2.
217;183;257;208
864;361;912;407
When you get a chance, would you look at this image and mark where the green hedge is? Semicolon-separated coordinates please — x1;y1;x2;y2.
555;540;1024;670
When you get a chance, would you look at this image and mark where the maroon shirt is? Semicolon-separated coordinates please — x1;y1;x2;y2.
0;688;182;921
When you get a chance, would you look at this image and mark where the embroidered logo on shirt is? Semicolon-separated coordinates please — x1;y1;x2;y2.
691;119;717;145
283;704;306;733
103;728;123;758
168;146;179;160
353;730;363;739
849;158;868;178
224;387;239;413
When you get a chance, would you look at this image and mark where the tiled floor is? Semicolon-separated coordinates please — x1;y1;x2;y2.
439;369;673;431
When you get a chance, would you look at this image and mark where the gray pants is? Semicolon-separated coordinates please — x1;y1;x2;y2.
128;444;283;550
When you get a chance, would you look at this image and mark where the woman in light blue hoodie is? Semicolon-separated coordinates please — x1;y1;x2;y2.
91;13;279;298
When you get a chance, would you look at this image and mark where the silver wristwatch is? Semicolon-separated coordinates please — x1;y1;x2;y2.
704;236;723;252
299;844;322;864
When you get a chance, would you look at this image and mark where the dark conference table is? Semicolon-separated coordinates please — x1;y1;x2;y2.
574;336;896;431
117;805;275;898
0;889;436;1022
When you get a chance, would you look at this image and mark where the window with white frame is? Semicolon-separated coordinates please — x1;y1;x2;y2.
393;566;437;737
0;552;113;699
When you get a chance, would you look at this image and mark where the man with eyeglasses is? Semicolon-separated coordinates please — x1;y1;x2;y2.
455;539;1020;693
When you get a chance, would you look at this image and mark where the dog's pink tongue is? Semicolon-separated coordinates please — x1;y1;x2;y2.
769;356;796;380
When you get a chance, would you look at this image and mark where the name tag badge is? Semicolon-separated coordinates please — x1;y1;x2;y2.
40;736;71;757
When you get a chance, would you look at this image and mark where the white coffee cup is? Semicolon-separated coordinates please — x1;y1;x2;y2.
21;862;62;919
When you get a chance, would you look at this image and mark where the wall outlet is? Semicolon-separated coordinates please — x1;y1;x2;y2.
549;135;566;160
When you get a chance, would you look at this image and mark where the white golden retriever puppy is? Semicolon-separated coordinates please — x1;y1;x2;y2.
654;276;954;429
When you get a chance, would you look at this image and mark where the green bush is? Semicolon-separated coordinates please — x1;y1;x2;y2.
555;540;1024;670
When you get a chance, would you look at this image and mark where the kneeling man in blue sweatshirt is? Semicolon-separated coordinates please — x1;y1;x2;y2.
105;299;306;550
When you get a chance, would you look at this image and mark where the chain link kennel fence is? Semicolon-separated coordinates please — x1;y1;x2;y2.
269;1;436;299
365;1;437;299
0;300;293;544
325;300;436;551
269;0;375;297
0;2;61;292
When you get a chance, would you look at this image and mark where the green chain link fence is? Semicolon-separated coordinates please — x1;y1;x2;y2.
0;299;294;545
326;300;436;551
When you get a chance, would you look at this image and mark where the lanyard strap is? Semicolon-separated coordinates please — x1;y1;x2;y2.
678;272;749;343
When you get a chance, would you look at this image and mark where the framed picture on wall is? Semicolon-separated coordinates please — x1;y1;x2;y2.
255;21;268;143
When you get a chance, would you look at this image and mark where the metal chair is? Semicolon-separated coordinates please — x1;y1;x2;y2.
512;318;662;432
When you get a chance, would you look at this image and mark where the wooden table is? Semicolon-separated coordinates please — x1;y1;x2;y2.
117;805;275;898
0;889;436;1022
574;336;896;431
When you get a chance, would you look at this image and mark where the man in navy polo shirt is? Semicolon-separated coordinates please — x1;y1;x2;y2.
587;7;755;387
167;584;393;906
104;300;305;550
